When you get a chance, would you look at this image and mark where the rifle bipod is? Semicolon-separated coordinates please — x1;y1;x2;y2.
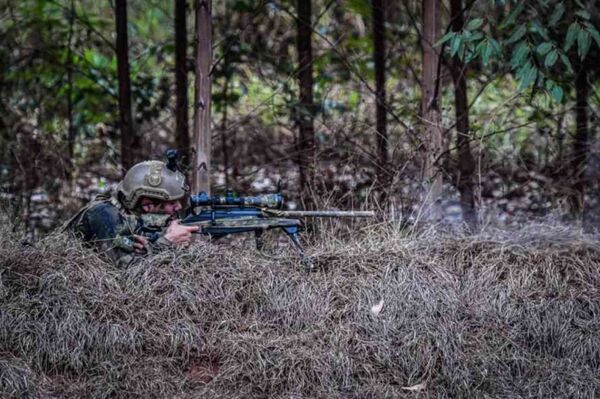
253;228;316;270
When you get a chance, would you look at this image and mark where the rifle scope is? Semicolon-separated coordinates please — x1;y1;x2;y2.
190;191;283;208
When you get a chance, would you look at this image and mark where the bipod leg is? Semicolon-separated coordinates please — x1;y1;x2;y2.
283;226;315;270
255;229;265;251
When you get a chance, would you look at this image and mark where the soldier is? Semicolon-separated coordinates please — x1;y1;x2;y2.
65;160;199;266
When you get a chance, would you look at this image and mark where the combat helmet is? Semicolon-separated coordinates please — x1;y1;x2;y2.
117;160;188;210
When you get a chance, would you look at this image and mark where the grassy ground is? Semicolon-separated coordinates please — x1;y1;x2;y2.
1;221;599;398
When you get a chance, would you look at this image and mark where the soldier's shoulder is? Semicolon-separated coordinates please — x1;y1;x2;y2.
85;200;122;220
79;199;131;239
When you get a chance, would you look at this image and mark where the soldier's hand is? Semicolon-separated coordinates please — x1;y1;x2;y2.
132;235;149;254
164;220;200;246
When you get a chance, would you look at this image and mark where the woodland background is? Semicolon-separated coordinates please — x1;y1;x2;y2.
1;0;600;233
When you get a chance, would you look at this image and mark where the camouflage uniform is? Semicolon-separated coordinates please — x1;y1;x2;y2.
66;193;173;267
65;160;188;267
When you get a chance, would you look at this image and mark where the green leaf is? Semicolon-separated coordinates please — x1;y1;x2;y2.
436;31;456;47
544;49;558;67
531;20;549;40
465;31;484;42
588;26;600;48
575;10;591;20
565;22;579;51
560;53;573;72
464;50;477;63
466;18;484;30
489;38;502;55
515;61;529;79
450;35;463;57
549;4;565;26
525;65;538;88
536;42;552;55
482;41;493;66
577;29;591;59
511;42;530;68
551;85;563;102
475;39;487;54
507;25;527;44
503;3;524;27
517;62;538;89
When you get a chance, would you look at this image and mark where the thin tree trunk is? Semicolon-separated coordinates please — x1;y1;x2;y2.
570;66;589;214
232;126;239;186
372;0;388;195
296;0;316;204
115;0;136;173
192;0;212;194
420;0;443;220
66;0;75;167
221;76;230;187
556;113;565;166
450;0;476;227
175;0;190;165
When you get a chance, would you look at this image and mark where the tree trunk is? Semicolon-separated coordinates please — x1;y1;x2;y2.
372;0;388;196
175;0;190;166
450;0;476;227
296;0;316;205
192;0;212;195
556;113;565;166
420;0;443;220
570;66;589;215
115;0;137;174
231;120;239;186
66;0;75;168
220;76;230;188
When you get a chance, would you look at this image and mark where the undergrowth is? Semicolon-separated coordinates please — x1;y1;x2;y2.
1;219;599;398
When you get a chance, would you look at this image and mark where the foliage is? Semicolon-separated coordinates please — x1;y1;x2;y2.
1;0;599;226
439;0;600;102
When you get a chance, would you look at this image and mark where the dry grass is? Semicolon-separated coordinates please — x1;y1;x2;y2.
1;219;600;398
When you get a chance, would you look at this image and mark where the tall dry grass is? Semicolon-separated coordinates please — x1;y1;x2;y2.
1;219;599;398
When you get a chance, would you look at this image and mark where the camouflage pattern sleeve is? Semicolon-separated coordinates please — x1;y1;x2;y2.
151;235;174;252
75;202;141;268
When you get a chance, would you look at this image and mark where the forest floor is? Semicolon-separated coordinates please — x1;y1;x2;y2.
1;216;599;398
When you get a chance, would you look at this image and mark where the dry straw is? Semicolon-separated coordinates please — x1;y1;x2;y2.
1;218;599;398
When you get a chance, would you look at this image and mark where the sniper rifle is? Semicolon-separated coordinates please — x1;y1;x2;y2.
180;191;374;257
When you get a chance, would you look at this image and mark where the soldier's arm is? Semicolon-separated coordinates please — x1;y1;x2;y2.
78;203;147;267
162;220;199;245
137;220;198;252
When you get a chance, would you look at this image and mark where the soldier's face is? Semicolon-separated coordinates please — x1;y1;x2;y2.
139;197;182;215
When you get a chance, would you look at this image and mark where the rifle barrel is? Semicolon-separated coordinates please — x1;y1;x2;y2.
264;210;375;218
